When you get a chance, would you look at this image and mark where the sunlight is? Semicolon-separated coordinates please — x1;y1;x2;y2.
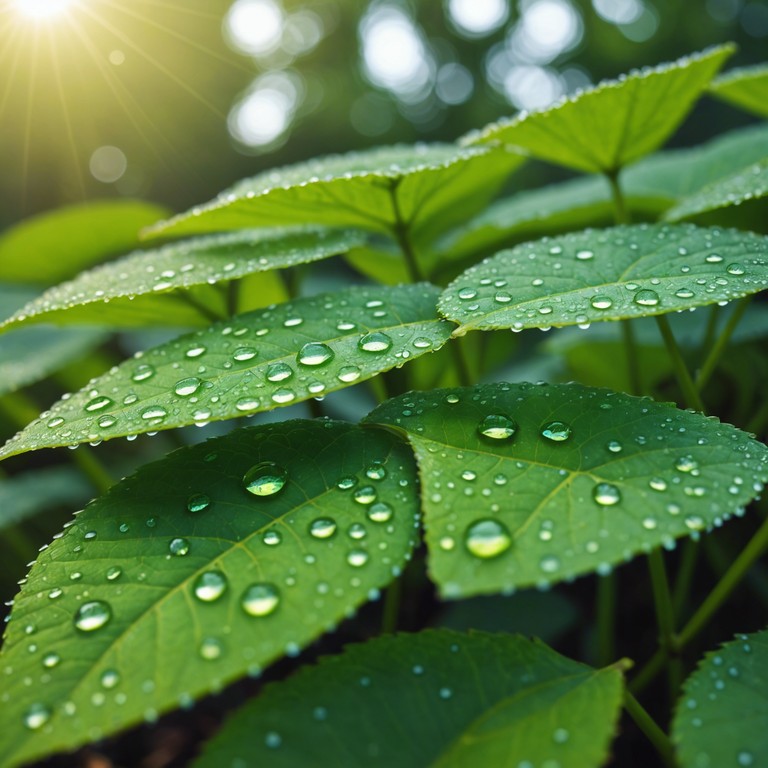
13;0;77;21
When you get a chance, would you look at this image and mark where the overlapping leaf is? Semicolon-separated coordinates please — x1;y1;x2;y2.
0;284;452;460
465;45;733;173
439;224;768;334
146;143;522;246
673;629;768;767
0;420;419;768
709;64;768;117
365;383;768;596
665;158;768;222
0;227;364;330
196;630;624;768
0;200;168;285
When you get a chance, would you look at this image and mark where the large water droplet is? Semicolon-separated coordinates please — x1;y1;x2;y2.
458;287;477;300
141;406;168;421
633;289;660;307
271;388;296;404
74;601;112;632
590;296;613;310
464;519;512;559
193;571;228;602
367;502;393;523
541;421;572;442
187;493;210;513
23;703;51;730
309;517;337;539
243;462;288;497
169;537;190;556
132;364;155;382
100;669;120;689
297;342;334;367
199;637;223;661
233;346;257;362
477;413;518;440
42;652;61;669
266;362;293;383
241;583;281;617
675;456;699;473
346;549;369;567
358;332;392;353
726;263;746;276
593;483;621;506
337;366;361;383
353;486;377;505
174;377;202;397
84;396;114;413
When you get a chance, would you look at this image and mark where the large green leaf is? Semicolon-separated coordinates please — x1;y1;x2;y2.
709;64;768;118
365;383;768;596
439;224;768;334
0;420;419;767
0;200;169;285
665;158;768;222
673;629;768;768
146;144;522;246
465;45;733;174
195;630;624;768
0;284;452;460
0;227;363;331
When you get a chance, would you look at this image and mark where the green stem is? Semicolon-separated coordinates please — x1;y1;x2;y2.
672;539;699;616
648;549;679;702
381;576;402;634
695;297;750;392
701;304;721;357
596;572;616;666
606;170;630;225
655;315;705;412
621;320;642;395
388;181;426;283
226;280;240;317
450;339;473;387
630;647;666;695
175;291;226;323
623;692;676;768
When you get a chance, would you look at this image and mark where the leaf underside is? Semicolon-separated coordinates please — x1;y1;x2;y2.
195;630;624;768
365;383;768;596
0;419;419;768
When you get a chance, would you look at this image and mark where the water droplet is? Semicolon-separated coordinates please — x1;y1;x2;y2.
106;566;122;581
737;751;754;767
187;493;210;513
98;415;117;428
353;486;377;505
74;601;112;632
309;518;337;539
265;731;282;748
590;296;613;310
366;463;387;480
193;571;228;602
367;502;393;523
241;583;281;617
413;336;433;348
140;406;168;421
132;364;155;382
174;377;202;397
633;289;660;307
169;537;190;556
266;362;293;382
675;456;699;473
271;388;296;404
540;555;560;573
675;288;695;299
337;476;357;490
358;332;392;353
199;637;222;660
649;477;668;491
705;253;723;264
607;440;623;453
347;549;369;567
726;263;746;276
23;703;51;730
458;287;477;300
84;396;114;413
477;414;518;440
593;483;621;506
42;652;60;669
576;249;594;260
185;345;207;359
348;523;367;540
337;366;361;383
263;529;282;546
233;346;257;362
494;291;512;303
100;669;120;689
297;342;334;367
541;421;572;442
553;727;570;744
465;519;512;559
243;462;288;497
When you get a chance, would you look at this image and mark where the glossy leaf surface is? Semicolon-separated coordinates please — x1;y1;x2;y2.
665;158;768;222
1;228;363;330
466;46;733;173
196;630;624;768
709;64;768;117
0;200;168;284
147;144;522;245
0;420;419;768
365;383;768;596
439;224;768;334
674;629;768;768
0;284;452;460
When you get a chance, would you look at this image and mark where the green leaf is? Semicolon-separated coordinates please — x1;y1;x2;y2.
709;64;768;118
195;630;624;768
673;629;768;768
365;382;768;596
465;45;733;174
439;224;768;334
0;228;363;331
0;200;169;285
145;144;522;246
0;419;419;768
0;284;452;460
665;158;768;222
0;467;93;531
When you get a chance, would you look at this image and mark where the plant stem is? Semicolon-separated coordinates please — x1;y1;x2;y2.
655;315;705;412
695;297;750;392
388;181;426;283
672;539;699;616
648;549;680;701
450;339;473;387
621;320;642;395
226;280;240;317
623;692;676;768
606;170;630;226
381;576;402;634
701;304;720;355
596;572;616;666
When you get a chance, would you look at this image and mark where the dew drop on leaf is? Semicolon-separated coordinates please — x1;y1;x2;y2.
541;421;572;442
309;517;337;539
726;263;746;276
633;289;660;307
477;414;518;440
73;600;112;632
353;485;377;505
169;537;190;556
297;342;335;367
42;652;61;669
243;462;288;497
358;332;393;353
337;366;361;383
23;703;51;730
84;396;114;413
590;296;613;310
140;406;168;421
199;637;223;661
100;669;120;689
241;583;281;617
607;440;623;453
346;549;369;567
593;483;621;506
675;456;699;473
233;346;258;362
266;362;294;383
132;364;155;382
271;388;296;404
174;377;202;397
367;502;393;523
464;519;512;559
187;493;211;513
263;529;282;546
193;571;228;602
337;476;357;490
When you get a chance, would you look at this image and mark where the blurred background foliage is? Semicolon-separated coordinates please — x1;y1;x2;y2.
1;0;766;227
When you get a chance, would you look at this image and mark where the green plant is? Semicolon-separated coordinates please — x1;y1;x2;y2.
1;44;768;767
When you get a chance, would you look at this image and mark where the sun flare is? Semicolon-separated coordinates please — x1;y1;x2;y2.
13;0;76;21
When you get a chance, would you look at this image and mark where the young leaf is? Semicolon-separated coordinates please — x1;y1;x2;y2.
0;420;419;768
364;383;768;596
665;158;768;222
0;284;452;460
464;45;733;174
0;227;364;331
673;629;768;768
0;200;169;285
145;144;522;246
709;63;768;118
439;224;768;334
195;630;624;768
